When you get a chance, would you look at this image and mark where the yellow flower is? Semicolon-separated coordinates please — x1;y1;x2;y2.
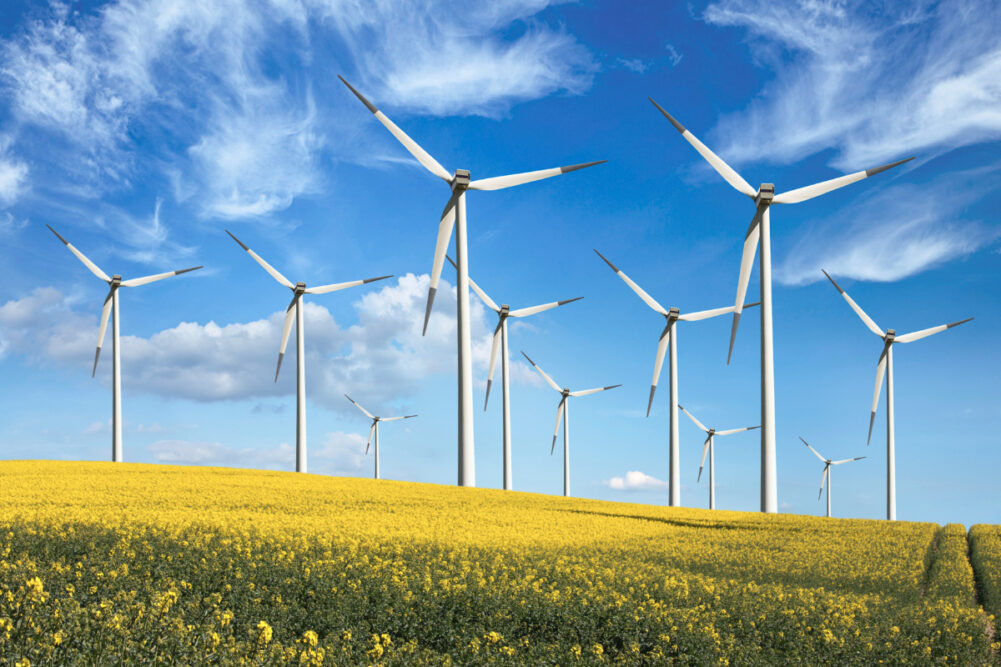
256;620;273;645
303;630;318;647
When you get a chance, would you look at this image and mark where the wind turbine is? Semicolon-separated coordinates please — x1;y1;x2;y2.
800;436;865;518
679;405;758;510
821;269;972;520
345;394;417;480
649;98;913;513
446;255;582;491
521;351;620;497
594;249;757;507
46;225;202;462
340;75;605;487
226;230;391;474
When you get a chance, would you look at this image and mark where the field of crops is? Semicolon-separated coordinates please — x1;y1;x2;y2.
1;461;998;665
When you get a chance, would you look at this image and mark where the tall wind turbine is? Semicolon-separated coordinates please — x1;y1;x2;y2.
821;269;972;520
679;405;758;510
340;75;605;487
447;255;582;491
649;98;913;513
594;249;757;507
46;225;202;462
521;351;620;497
226;230;391;474
800;437;865;518
345;394;417;480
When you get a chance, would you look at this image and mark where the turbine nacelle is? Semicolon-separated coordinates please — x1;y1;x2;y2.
294;282;306;295
667;306;680;321
452;169;471;191
499;304;510;317
755;183;775;207
884;328;896;343
110;275;122;286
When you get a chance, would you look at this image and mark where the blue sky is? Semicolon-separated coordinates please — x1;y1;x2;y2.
1;0;998;525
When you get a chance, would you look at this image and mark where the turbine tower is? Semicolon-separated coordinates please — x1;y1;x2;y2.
800;436;865;518
340;75;605;487
649;98;913;513
679;405;758;510
521;351;620;497
448;256;582;491
226;230;391;473
594;249;757;506
821;269;971;520
46;225;202;462
345;395;417;480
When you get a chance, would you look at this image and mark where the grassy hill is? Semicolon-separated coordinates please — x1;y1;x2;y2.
1;461;998;664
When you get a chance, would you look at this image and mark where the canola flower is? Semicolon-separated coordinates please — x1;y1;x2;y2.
0;460;997;665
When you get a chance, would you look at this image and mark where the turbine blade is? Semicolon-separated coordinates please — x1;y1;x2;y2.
799;436;827;463
47;225;111;282
468;161;606;191
338;76;452;183
226;230;294;289
678;404;709;432
697;436;711;481
380;415;413;422
821;270;884;337
678;305;734;322
275;295;297;382
593;249;668;315
647;323;672;417
570;384;621;397
345;394;375;419
365;422;376;455
819;466;829;500
510;297;583;318
868;345;889;445
773;158;914;204
716;425;760;436
447;255;499;312
423;192;459;335
120;266;203;287
832;456;866;465
305;275;392;295
551;397;565;455
521;351;562;393
895;317;973;344
92;288;114;377
484;323;502;411
727;210;763;364
649;99;756;198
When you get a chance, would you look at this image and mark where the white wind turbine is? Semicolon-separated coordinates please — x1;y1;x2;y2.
679;405;758;510
521;351;620;497
800;436;865;518
447;255;582;491
345;394;417;480
340;75;605;487
821;269;972;520
226;230;391;474
649;98;913;513
46;225;202;462
595;249;757;507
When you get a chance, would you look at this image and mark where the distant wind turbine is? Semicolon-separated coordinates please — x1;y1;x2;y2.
345;395;416;480
800;437;865;518
521;351;620;497
340;75;605;488
821;269;971;520
649;98;913;513
595;249;757;507
447;255;582;491
679;405;758;510
226;230;391;473
46;225;202;462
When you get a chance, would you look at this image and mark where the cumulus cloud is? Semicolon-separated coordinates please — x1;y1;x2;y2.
0;274;499;414
605;470;669;492
702;0;1001;169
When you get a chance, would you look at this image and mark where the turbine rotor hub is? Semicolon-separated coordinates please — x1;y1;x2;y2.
885;328;896;342
111;275;122;286
499;304;510;316
452;169;471;191
295;282;306;295
756;183;775;206
668;306;680;321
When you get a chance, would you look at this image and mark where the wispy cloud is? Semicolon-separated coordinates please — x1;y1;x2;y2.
0;136;28;206
702;0;1001;169
775;167;999;285
664;43;683;67
605;470;669;492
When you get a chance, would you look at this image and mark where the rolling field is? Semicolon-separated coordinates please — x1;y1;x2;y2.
1;461;998;665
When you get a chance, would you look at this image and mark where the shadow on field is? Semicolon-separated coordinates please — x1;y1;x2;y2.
553;508;771;532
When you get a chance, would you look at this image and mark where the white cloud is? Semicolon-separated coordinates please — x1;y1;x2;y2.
0;137;28;207
617;58;649;74
664;43;683;67
702;0;1001;169
313;431;368;472
605;470;669;492
775;168;999;285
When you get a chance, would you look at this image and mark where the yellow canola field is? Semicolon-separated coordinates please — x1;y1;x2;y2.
0;461;997;665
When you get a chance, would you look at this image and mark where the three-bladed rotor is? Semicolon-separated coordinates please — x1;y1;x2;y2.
345;394;417;454
679;404;759;482
800;436;866;499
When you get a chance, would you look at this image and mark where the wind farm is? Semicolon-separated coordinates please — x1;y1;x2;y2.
1;2;999;664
